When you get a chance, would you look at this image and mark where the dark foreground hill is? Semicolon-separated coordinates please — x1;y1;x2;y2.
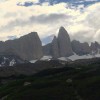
0;54;25;67
0;58;100;100
0;60;63;77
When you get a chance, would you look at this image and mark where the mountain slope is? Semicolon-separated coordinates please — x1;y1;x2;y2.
42;27;100;60
0;32;43;60
0;58;100;100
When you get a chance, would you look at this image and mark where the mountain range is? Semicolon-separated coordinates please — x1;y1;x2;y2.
0;26;100;63
43;26;100;59
0;26;100;100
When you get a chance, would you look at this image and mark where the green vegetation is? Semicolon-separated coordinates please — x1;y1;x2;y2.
0;62;100;100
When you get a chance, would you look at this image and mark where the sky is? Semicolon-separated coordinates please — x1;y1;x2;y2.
0;0;100;44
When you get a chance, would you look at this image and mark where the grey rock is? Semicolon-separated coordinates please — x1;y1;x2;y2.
90;41;100;53
71;40;90;55
0;32;43;60
58;27;73;57
43;43;52;56
0;54;25;67
51;36;59;58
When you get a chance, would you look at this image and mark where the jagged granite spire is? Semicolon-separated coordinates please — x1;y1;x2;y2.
0;32;43;60
71;40;90;55
58;26;73;57
51;36;59;58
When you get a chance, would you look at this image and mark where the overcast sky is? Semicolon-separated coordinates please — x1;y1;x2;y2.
0;0;100;43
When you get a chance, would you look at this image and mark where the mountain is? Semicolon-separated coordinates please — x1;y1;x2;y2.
0;27;99;62
0;32;43;60
43;27;73;58
51;36;59;58
0;54;25;67
58;27;73;57
43;43;52;56
71;40;90;55
90;41;100;53
43;27;100;60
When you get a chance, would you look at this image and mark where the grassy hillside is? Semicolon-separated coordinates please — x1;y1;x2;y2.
0;60;100;100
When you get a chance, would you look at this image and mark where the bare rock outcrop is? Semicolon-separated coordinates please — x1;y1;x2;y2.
58;27;73;57
0;32;43;60
90;41;100;53
71;40;90;55
43;43;52;56
51;36;59;58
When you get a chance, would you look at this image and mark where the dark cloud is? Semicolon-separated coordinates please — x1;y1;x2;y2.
71;30;94;43
0;13;69;32
30;13;69;23
17;2;34;7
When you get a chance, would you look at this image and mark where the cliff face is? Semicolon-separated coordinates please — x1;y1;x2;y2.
43;43;52;56
0;27;100;61
58;27;73;57
0;32;43;60
71;40;90;55
43;27;73;58
51;36;59;58
90;42;100;53
43;27;100;58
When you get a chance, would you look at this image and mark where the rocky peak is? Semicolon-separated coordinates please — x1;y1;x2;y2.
58;26;73;57
71;40;90;55
90;41;100;53
17;32;43;60
58;26;69;37
0;32;43;60
51;36;59;59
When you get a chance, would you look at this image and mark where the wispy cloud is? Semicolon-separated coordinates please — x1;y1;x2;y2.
0;0;100;44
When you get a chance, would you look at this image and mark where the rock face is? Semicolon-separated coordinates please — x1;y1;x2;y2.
51;36;59;58
71;40;90;55
43;27;100;58
0;54;25;67
58;27;73;57
43;27;73;58
90;41;100;53
0;32;43;60
43;43;52;56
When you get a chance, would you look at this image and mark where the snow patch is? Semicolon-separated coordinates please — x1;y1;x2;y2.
68;53;100;61
68;53;92;61
9;59;16;66
58;57;71;61
40;56;52;61
30;60;37;63
58;52;100;61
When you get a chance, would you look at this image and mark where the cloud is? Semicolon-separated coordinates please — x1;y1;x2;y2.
0;0;100;44
85;0;98;1
0;13;68;33
17;0;40;7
